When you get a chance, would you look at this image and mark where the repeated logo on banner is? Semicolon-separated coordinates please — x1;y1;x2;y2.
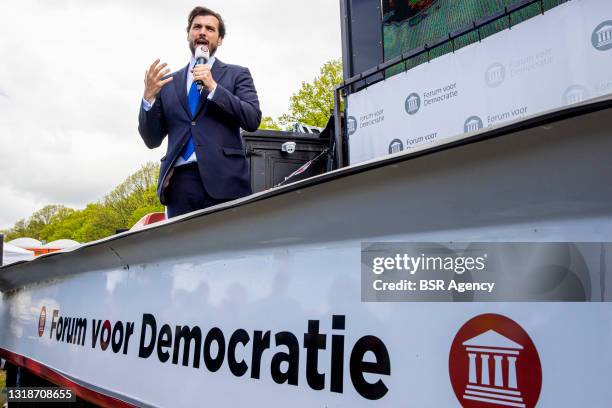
449;314;542;408
486;63;506;88
347;0;612;164
563;85;590;106
388;139;404;154
347;116;358;136
592;21;612;51
405;93;421;115
464;116;484;133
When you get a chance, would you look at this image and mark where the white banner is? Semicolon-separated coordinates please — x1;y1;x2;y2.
2;245;612;407
347;0;612;164
2;248;612;407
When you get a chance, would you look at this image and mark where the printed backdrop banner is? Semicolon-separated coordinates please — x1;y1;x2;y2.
347;0;612;164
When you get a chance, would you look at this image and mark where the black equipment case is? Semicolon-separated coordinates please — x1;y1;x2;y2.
242;129;331;193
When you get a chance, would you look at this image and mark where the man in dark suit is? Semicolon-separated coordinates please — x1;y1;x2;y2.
138;6;261;218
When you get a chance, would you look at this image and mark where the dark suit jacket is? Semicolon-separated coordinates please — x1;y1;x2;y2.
138;59;261;204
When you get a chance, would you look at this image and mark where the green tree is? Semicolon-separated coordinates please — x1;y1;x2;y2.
103;162;163;228
3;163;164;244
2;219;27;241
259;116;282;131
37;206;77;242
71;204;120;243
3;205;74;241
279;59;343;128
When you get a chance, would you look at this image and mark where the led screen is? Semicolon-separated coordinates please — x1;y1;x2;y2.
382;0;565;66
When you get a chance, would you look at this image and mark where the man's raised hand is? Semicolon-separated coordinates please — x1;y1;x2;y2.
144;59;173;102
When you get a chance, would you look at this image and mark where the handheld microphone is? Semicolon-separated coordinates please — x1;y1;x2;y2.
194;45;210;91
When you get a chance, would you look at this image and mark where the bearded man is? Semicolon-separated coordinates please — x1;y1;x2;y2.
139;6;261;217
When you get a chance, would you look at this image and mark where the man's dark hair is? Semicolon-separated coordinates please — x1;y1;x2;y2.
187;7;226;38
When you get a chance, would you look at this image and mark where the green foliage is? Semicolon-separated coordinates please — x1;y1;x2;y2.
103;162;162;228
2;205;74;241
2;163;164;243
0;369;5;400
1;219;26;241
259;116;282;131
278;59;343;128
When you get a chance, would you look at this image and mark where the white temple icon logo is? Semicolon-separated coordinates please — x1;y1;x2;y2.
462;330;525;407
592;21;612;51
405;93;421;115
486;64;505;87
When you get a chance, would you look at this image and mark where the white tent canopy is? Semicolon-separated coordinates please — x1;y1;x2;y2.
43;239;80;249
8;237;41;249
2;243;35;266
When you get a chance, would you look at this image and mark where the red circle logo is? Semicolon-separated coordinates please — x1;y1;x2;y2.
38;306;46;337
449;314;542;408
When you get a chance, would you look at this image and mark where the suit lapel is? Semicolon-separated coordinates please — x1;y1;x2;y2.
195;59;228;118
211;59;229;84
173;64;191;118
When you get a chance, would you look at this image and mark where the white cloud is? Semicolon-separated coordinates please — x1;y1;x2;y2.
0;1;341;229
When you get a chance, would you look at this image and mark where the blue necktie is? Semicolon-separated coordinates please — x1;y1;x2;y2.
180;81;200;160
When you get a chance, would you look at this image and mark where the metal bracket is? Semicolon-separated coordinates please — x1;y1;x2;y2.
281;141;297;154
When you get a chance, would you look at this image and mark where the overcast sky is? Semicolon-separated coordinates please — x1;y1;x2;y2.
0;1;341;230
